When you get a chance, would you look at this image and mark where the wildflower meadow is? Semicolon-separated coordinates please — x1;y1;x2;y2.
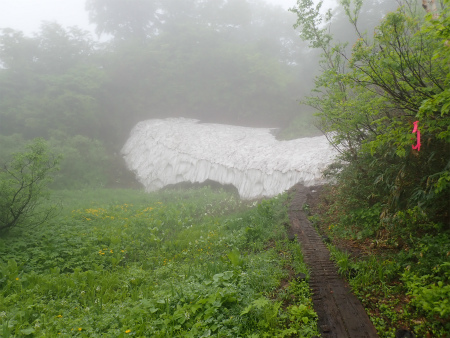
0;187;319;337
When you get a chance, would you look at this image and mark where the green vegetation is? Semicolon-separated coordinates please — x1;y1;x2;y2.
1;0;449;336
323;215;450;337
0;187;319;337
292;0;450;218
292;0;450;336
0;139;61;232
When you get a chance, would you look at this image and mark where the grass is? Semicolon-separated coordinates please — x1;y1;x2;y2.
0;187;319;337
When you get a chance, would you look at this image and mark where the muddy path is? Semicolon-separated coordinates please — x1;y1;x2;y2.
287;183;379;338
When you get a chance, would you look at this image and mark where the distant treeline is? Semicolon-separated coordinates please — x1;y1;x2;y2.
0;0;394;188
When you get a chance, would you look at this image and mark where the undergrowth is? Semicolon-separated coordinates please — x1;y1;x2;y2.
0;187;319;337
310;185;450;338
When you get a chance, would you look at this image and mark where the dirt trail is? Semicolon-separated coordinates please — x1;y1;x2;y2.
288;183;379;338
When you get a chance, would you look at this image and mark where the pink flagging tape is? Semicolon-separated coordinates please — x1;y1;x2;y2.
412;121;421;151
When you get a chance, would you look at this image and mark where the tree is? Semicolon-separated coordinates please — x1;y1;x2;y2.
0;23;104;140
85;0;161;39
0;139;61;232
34;22;96;74
291;0;450;226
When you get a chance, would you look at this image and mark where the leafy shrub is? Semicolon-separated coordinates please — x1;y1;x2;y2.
403;263;450;335
0;138;60;232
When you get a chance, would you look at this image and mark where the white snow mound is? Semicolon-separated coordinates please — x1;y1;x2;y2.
121;118;337;199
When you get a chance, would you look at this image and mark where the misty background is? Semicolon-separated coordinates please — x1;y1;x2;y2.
0;0;396;189
1;0;302;36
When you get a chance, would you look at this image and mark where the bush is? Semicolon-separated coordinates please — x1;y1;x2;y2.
0;138;60;232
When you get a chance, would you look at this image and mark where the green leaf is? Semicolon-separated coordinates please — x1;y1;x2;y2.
252;297;269;309
240;304;253;315
20;328;35;335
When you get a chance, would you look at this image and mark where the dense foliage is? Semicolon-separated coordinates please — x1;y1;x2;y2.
292;0;450;335
0;188;319;337
293;0;450;227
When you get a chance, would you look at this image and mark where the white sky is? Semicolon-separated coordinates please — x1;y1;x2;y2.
0;0;95;36
0;0;334;38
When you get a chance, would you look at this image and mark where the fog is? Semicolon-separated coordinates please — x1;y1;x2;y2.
0;0;324;37
0;0;95;37
0;0;397;189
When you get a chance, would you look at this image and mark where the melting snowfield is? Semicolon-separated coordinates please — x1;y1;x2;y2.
121;118;337;200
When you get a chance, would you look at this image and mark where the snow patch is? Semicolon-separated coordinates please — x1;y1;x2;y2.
121;118;337;199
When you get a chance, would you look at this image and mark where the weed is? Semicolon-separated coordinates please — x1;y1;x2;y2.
313;184;450;337
0;187;319;337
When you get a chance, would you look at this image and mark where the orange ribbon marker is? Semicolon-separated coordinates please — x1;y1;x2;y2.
412;121;421;151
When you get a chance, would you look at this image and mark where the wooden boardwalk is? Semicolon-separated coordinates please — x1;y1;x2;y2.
288;184;379;338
